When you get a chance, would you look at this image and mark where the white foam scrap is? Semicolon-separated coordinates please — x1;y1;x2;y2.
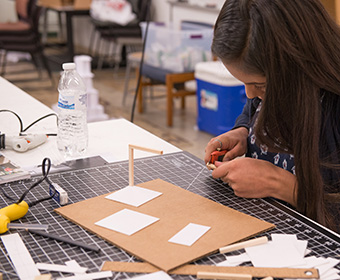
217;234;340;280
226;253;251;265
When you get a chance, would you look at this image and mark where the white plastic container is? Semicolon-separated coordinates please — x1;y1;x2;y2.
140;22;213;72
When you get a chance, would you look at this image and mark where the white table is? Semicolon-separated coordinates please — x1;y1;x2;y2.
0;77;180;170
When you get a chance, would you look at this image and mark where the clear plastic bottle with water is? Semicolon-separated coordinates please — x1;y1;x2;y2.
57;62;88;157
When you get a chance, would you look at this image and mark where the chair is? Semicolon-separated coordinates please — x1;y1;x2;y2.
88;0;151;69
137;64;196;127
0;0;53;84
136;21;213;127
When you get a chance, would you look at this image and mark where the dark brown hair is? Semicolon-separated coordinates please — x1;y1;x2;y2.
212;0;340;229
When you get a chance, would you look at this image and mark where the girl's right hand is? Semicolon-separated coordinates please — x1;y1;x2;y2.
204;127;249;164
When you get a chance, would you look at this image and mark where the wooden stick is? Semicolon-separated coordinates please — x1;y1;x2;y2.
128;144;163;186
219;236;268;254
34;275;52;280
206;163;216;170
0;272;2;280
129;145;134;186
197;272;252;280
129;144;164;155
101;262;319;279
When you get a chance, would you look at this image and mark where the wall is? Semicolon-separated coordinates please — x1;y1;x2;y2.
0;0;17;23
72;1;225;52
0;0;220;54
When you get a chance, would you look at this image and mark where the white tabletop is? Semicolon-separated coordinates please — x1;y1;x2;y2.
0;77;180;169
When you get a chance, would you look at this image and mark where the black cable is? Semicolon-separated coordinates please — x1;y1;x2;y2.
16;158;52;205
130;0;152;123
21;113;58;135
0;109;58;136
1;157;57;207
0;109;24;132
0;133;5;149
28;185;56;207
1;187;16;201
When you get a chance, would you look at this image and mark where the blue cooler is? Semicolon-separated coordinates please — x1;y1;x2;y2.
195;61;246;136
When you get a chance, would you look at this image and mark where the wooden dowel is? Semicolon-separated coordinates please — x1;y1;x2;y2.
206;163;216;170
128;144;163;155
128;144;163;186
197;272;252;280
101;261;319;278
219;236;268;254
34;275;52;280
129;146;134;186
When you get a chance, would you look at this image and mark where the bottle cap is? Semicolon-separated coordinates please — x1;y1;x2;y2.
62;63;76;70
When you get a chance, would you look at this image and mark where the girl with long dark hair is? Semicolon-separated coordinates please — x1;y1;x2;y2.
204;0;340;233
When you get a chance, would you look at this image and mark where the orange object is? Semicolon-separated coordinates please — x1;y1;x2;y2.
209;150;227;164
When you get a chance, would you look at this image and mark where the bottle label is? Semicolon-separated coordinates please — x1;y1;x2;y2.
58;95;75;110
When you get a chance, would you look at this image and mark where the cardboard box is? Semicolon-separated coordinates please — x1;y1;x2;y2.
195;61;246;135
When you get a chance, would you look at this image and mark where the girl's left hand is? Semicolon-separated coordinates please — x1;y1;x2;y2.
212;157;297;206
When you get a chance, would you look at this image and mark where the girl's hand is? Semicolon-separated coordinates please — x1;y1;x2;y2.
204;127;248;164
212;157;297;206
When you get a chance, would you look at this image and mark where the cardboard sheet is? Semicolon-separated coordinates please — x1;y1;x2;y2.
55;179;274;272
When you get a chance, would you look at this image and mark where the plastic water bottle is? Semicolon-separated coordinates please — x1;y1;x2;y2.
57;62;88;157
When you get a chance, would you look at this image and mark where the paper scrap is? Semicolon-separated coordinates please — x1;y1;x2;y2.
105;186;162;207
216;259;239;267
65;260;87;276
321;268;340;280
36;263;87;274
271;234;297;242
292;256;329;268
55;271;113;280
168;223;211;246
271;234;308;257
95;208;159;235
245;240;306;268
128;271;173;279
284;256;340;280
226;253;251;265
1;233;40;280
98;152;118;163
317;257;340;275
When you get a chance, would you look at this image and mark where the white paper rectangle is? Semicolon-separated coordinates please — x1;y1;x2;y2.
245;241;306;268
216;259;239;267
317;257;340;275
95;208;159;236
56;271;113;280
321;268;340;280
271;233;298;242
128;271;173;280
65;260;87;277
1;233;40;280
271;234;308;257
36;263;87;274
168;223;211;246
105;186;162;207
226;253;251;265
